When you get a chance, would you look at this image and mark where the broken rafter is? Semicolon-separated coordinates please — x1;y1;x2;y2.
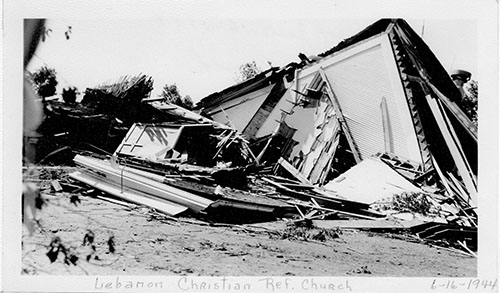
426;95;477;207
266;174;301;185
447;172;472;203
262;176;384;220
427;83;477;142
289;200;380;220
431;156;454;198
243;79;287;140
277;157;313;186
457;240;477;257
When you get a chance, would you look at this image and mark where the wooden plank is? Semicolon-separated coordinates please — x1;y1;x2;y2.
312;219;423;230
294;205;306;219
318;67;362;163
304;209;319;219
262;177;385;219
243;79;286;139
440;101;478;189
51;180;63;192
431;156;454;198
69;171;188;216
427;83;477;142
444;177;467;202
95;195;135;208
447;172;471;202
288;200;380;220
457;240;477;257
426;96;477;206
277;157;313;186
310;197;321;208
266;175;301;184
308;118;341;184
261;177;315;204
280;182;315;189
307;211;338;220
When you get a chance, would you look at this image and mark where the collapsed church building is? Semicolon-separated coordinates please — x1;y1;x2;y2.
59;19;477;251
197;18;477;211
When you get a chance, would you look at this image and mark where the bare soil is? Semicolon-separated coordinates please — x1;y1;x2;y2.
22;184;476;277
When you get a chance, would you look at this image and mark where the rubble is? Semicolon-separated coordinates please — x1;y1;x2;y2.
26;18;478;257
32;74;187;162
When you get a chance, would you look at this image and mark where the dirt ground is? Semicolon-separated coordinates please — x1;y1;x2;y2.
21;181;476;277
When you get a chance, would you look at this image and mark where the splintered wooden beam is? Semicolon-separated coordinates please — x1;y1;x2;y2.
277;157;313;186
457;240;477;258
294;204;306;219
289;200;380;220
318;67;362;163
427;83;477;142
447;172;472;202
426;95;477;207
431;156;454;197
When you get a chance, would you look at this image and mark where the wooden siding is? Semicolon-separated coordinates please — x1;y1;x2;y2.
209;84;274;132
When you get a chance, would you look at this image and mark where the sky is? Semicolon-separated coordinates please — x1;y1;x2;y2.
25;13;478;103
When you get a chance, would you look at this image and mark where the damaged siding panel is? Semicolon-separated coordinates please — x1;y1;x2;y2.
243;80;287;139
322;44;389;159
379;33;425;165
321;39;422;164
209;84;274;131
280;87;342;184
115;124;182;159
283;104;321;160
255;87;295;139
282;75;323;161
292;34;422;165
307;118;341;184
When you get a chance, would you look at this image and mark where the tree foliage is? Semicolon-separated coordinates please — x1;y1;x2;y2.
235;61;262;82
462;80;478;127
159;83;194;110
183;95;194;110
62;87;78;104
31;66;58;99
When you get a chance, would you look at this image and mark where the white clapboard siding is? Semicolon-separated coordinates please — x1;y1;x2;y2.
210;84;274;131
320;42;421;163
291;35;422;165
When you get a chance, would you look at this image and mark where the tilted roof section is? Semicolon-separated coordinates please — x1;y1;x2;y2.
196;67;280;110
197;19;464;114
197;19;396;110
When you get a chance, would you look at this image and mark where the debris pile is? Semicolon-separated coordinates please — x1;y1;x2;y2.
63;112;476;255
33;74;180;162
27;18;479;257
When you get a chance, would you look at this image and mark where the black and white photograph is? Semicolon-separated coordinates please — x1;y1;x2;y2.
2;0;498;292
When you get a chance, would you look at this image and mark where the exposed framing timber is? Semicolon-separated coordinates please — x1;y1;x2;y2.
427;83;477;142
387;30;433;172
243;78;287;139
277;157;313;186
426;95;477;207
